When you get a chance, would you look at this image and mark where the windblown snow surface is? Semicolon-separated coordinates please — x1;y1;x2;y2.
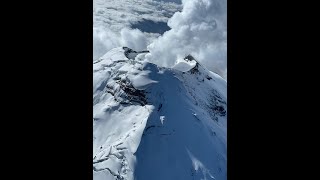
93;47;227;180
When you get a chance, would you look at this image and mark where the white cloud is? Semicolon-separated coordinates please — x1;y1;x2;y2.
93;27;119;61
93;0;181;31
93;0;227;79
146;0;227;79
93;27;157;61
93;0;181;61
119;28;149;51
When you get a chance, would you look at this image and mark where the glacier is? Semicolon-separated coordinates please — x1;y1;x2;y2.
93;47;227;180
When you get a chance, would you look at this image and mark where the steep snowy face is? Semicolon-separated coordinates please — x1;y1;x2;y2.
93;47;227;180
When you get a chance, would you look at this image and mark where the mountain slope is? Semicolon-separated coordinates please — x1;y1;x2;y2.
93;47;227;180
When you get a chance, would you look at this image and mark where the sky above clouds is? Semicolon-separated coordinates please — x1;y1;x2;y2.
93;0;227;79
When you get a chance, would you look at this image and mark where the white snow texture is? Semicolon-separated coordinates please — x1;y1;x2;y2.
93;47;227;180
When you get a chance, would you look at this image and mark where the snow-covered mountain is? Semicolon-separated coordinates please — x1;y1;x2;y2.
93;47;227;180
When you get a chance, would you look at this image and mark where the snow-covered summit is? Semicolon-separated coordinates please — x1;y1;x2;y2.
93;47;227;180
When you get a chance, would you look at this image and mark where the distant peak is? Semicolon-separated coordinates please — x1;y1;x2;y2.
184;54;195;61
182;54;202;74
123;47;149;60
123;47;136;53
